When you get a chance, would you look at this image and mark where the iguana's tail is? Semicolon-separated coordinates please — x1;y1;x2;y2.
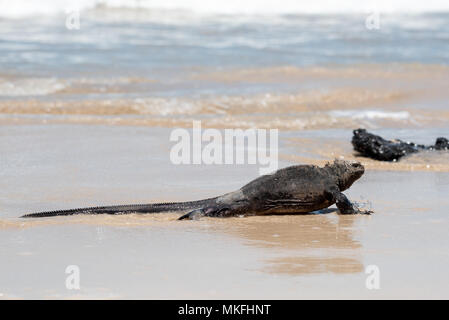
21;197;217;218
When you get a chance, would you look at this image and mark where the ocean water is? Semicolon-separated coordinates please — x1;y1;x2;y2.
1;8;449;75
1;4;449;129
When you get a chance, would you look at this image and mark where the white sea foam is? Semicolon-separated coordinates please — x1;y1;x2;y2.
0;78;66;97
0;0;448;18
329;110;411;120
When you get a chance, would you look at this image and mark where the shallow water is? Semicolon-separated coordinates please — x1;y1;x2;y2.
1;8;449;133
2;169;449;299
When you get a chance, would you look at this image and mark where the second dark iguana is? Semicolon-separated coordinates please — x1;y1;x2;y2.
352;128;449;162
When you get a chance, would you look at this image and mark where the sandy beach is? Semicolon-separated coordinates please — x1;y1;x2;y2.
1;123;449;299
1;3;449;299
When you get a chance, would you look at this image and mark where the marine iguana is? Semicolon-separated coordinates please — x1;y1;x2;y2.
21;160;371;220
352;128;449;162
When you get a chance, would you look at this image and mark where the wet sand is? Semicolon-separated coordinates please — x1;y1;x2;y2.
1;124;449;299
2;64;449;130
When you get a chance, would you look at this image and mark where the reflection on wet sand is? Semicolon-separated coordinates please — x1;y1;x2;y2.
207;212;364;276
1;209;365;276
208;211;360;250
0;213;183;230
266;257;363;275
163;210;364;276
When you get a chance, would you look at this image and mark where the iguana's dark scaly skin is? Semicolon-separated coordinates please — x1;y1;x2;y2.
22;160;370;220
21;198;217;218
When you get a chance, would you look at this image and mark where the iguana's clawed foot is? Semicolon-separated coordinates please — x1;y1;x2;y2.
354;208;373;215
335;192;373;215
338;208;373;215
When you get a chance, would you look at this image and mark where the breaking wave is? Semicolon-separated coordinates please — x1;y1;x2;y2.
329;110;410;120
1;0;449;18
0;78;66;97
0;64;447;130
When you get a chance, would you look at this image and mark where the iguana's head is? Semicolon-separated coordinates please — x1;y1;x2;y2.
327;159;364;191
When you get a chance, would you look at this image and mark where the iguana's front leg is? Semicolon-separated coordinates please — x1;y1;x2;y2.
335;192;372;215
